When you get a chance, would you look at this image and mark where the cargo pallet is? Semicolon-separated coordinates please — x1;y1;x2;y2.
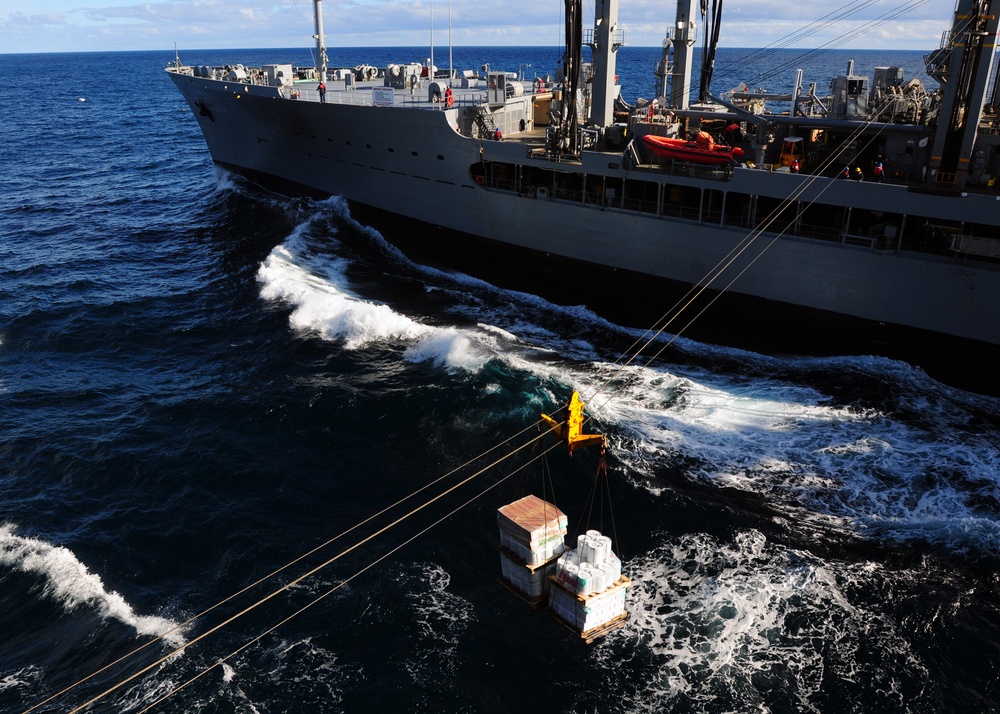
547;575;632;643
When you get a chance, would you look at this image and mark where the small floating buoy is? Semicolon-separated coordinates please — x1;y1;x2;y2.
78;97;86;102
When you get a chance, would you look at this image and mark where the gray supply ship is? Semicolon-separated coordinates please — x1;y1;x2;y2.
167;0;1000;394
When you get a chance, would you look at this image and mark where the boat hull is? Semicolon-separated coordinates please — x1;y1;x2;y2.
641;135;740;165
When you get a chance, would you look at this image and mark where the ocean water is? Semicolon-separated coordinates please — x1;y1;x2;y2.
1;44;998;713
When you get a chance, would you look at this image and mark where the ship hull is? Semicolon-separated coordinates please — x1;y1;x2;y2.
169;71;1000;394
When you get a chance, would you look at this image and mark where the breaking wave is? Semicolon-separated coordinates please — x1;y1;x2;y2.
0;524;187;648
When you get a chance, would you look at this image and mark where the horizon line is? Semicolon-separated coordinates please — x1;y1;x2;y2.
1;44;932;57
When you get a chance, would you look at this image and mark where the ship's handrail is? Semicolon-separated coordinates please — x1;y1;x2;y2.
840;232;878;250
287;85;477;111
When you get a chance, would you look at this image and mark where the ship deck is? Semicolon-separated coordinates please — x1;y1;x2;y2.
292;77;524;111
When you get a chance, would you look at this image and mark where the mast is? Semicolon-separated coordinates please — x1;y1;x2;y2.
926;0;1000;188
587;0;623;128
668;0;698;110
313;0;328;80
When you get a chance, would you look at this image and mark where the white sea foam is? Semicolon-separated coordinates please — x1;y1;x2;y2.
213;167;241;193
403;563;474;679
564;360;1000;552
0;524;187;648
602;531;930;710
0;666;43;692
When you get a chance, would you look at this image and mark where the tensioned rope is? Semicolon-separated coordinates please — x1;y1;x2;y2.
129;439;566;714
22;419;545;714
130;114;936;712
715;0;882;73
723;0;929;84
60;432;559;714
739;0;935;90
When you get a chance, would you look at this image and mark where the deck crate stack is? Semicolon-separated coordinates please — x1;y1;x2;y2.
497;495;568;606
547;529;630;642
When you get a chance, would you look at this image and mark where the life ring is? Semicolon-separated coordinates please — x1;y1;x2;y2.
475;175;485;185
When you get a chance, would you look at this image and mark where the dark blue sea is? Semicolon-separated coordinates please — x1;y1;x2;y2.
1;45;999;713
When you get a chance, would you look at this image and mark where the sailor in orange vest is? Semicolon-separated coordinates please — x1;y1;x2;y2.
840;166;850;179
444;86;454;108
873;160;884;182
494;127;503;141
791;158;800;173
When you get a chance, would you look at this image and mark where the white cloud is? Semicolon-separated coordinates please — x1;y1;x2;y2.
0;0;957;53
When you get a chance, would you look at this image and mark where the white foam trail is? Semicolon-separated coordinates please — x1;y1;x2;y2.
263;199;1000;552
0;524;187;648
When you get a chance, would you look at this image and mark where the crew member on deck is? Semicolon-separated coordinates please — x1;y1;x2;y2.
840;166;850;179
495;127;503;141
873;160;885;183
445;87;454;108
853;166;864;181
791;159;800;173
318;81;326;103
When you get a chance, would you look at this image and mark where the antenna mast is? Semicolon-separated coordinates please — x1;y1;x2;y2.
313;0;328;80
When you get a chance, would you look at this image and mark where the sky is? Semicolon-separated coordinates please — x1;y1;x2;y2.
0;0;955;54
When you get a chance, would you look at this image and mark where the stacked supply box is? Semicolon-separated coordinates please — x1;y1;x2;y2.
497;495;568;603
548;529;629;641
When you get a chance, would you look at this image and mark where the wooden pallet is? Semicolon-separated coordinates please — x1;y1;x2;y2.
549;608;630;644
